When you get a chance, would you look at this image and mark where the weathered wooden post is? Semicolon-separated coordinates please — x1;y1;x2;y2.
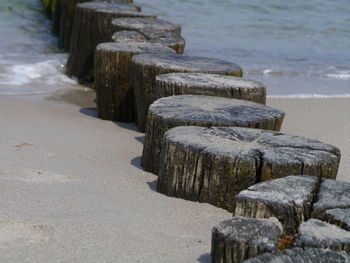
95;42;174;121
131;53;243;131
59;0;135;50
112;30;186;54
233;175;319;234
211;217;281;263
156;73;266;104
66;2;155;83
157;126;340;211
142;95;284;174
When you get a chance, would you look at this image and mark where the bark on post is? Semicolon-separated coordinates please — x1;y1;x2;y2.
142;95;284;175
157;126;340;211
211;217;281;263
59;0;135;50
131;53;243;131
95;42;174;121
156;73;266;104
112;30;186;54
243;248;350;263
65;2;154;83
51;0;62;35
232;175;319;234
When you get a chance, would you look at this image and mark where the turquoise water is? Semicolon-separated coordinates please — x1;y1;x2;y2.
0;0;349;96
137;0;350;97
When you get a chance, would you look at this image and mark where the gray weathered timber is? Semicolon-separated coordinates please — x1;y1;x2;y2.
132;53;243;131
112;30;186;54
142;95;284;175
112;30;147;43
232;175;319;234
65;2;154;83
242;248;350;263
312;179;350;219
157;126;340;211
95;42;174;121
211;217;281;263
112;17;181;36
294;219;350;251
322;208;350;231
59;0;134;50
156;73;266;104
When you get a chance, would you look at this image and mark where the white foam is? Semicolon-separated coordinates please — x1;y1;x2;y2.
326;72;350;80
0;59;75;86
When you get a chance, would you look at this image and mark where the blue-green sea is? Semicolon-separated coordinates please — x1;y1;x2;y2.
0;0;349;96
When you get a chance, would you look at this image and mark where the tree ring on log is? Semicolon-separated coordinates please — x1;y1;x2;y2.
142;95;284;174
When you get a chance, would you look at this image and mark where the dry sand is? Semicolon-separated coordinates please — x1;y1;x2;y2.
0;88;348;262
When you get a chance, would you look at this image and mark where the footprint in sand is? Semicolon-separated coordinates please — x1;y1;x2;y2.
0;168;73;184
0;222;53;249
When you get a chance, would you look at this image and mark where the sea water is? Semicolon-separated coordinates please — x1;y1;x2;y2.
0;0;76;95
0;0;349;97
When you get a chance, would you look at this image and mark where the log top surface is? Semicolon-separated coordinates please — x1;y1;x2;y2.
78;2;140;12
213;217;281;242
96;42;175;54
112;17;181;32
313;179;350;212
325;208;350;227
112;30;146;42
132;53;242;75
235;175;318;205
164;126;340;159
296;219;350;243
157;73;264;89
150;95;283;125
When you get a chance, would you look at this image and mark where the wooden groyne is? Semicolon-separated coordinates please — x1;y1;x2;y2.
41;1;348;262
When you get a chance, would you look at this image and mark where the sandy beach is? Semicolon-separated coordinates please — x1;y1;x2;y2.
0;88;348;262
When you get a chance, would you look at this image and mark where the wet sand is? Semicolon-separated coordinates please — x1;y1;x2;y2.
0;89;348;262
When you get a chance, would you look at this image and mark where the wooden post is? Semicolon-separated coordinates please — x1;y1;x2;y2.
156;73;266;104
157;126;340;211
112;30;186;54
59;0;135;50
65;2;155;83
211;217;281;263
142;95;284;175
131;53;243;131
95;42;174;121
294;219;350;251
232;175;319;234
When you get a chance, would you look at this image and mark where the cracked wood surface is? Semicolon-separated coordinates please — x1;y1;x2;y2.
157;126;340;211
312;179;350;219
112;30;186;54
233;175;319;234
131;53;243;131
295;219;350;252
142;95;284;175
156;73;266;104
95;42;174;121
66;2;153;83
211;217;281;263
